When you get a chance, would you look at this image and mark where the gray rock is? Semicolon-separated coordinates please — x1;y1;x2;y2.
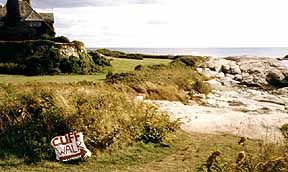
234;74;242;81
216;72;225;78
230;65;242;74
207;57;288;88
205;79;222;87
197;68;216;78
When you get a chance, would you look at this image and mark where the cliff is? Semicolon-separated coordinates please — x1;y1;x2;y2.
0;40;97;75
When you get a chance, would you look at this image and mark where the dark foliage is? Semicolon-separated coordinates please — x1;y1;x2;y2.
88;51;111;67
0;40;101;75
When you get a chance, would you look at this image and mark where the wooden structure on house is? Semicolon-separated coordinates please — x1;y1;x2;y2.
0;0;55;40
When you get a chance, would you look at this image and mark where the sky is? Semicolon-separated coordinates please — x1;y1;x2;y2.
1;0;288;48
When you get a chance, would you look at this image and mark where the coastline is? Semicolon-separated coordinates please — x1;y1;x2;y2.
88;47;288;58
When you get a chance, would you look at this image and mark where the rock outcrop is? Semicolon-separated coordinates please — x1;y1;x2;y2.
150;56;288;142
202;57;288;88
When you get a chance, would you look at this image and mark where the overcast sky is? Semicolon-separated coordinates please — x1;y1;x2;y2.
1;0;288;48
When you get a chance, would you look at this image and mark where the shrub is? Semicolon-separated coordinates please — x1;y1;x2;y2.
88;51;111;67
0;90;70;162
0;86;180;162
95;49;144;60
136;112;180;144
72;40;85;50
23;47;62;75
0;40;101;75
0;63;25;74
48;36;70;43
59;57;82;74
193;80;212;96
106;63;210;102
172;56;207;68
197;130;288;172
280;123;288;143
134;65;143;71
96;49;126;58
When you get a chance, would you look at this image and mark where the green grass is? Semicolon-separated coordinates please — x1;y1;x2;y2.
0;74;107;83
0;131;266;172
0;55;286;171
110;58;171;73
0;58;171;84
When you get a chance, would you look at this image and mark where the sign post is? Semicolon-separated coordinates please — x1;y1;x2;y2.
51;132;91;161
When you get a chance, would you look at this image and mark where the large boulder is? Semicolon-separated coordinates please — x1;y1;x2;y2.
204;57;288;88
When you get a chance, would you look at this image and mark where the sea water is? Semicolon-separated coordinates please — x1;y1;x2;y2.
88;47;288;58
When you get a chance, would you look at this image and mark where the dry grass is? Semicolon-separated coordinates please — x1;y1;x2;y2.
1;54;286;171
1;131;286;172
106;63;211;102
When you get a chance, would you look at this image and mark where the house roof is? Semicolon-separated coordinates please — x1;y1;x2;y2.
0;1;54;23
39;13;54;24
0;0;54;33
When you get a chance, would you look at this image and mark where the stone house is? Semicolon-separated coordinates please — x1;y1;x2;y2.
0;0;55;40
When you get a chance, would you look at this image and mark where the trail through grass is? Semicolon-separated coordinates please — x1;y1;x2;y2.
0;132;264;172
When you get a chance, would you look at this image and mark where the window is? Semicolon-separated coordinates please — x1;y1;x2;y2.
29;22;42;27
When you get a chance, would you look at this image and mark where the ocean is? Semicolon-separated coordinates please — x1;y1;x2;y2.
88;48;288;58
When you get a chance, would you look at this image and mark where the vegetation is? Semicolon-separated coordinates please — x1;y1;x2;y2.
88;51;112;67
0;84;180;163
197;135;288;171
106;56;211;101
0;53;210;165
45;36;70;43
0;49;287;172
172;55;208;68
0;58;171;84
1;130;288;172
0;39;109;75
96;48;175;60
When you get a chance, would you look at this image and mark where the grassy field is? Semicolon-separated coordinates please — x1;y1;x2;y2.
0;56;287;172
0;58;171;84
0;131;266;172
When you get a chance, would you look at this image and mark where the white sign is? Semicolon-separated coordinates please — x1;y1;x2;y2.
50;132;91;161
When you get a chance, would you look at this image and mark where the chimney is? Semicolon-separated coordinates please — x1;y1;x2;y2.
6;0;21;25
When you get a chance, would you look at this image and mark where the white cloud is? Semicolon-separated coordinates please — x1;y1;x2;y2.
53;0;288;47
1;0;288;47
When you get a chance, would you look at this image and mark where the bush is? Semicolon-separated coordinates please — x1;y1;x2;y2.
0;90;70;162
106;63;210;102
88;51;111;67
197;125;288;172
0;40;100;75
193;80;212;96
172;56;207;68
137;112;180;144
0;63;25;74
59;57;82;74
0;87;180;162
280;123;288;143
72;40;85;50
134;65;143;71
96;49;126;58
48;36;70;43
23;47;62;75
95;49;144;60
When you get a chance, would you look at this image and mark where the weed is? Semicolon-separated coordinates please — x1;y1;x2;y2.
197;134;288;172
0;86;180;162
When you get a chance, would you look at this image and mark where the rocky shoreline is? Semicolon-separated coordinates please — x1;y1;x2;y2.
150;56;288;142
